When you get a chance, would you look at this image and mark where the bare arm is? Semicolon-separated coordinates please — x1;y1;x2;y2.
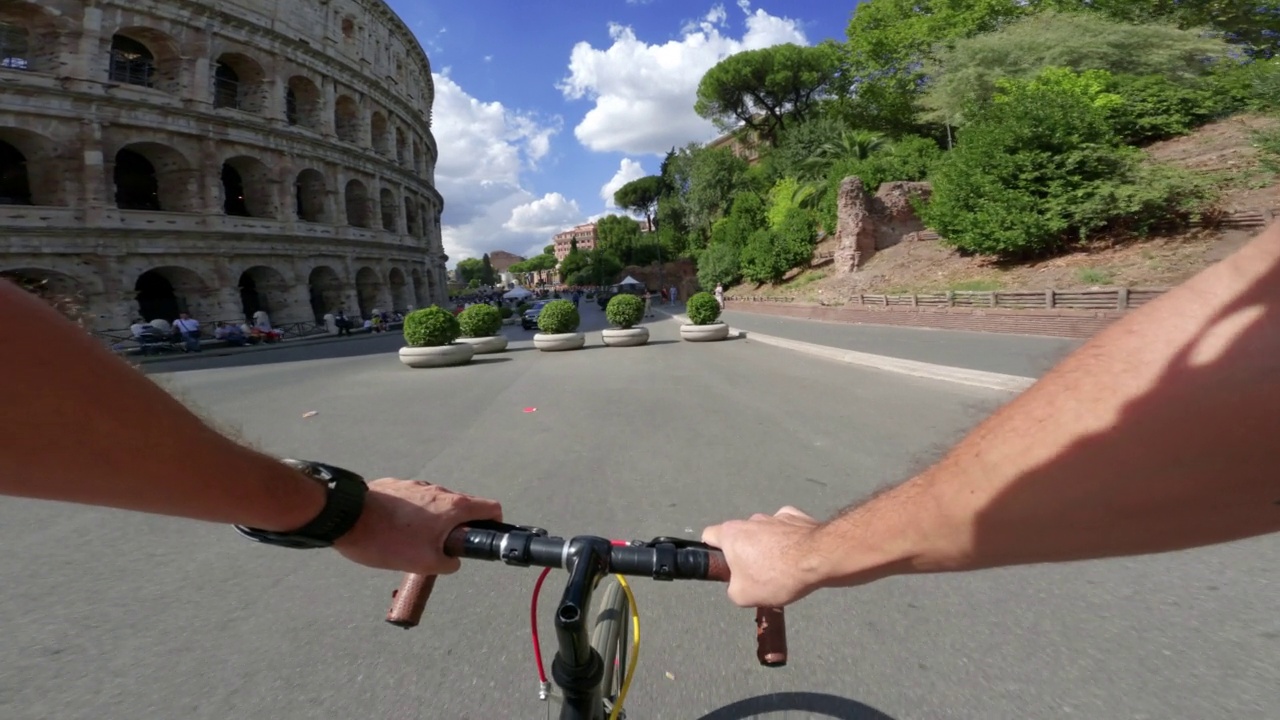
706;222;1280;607
0;284;500;574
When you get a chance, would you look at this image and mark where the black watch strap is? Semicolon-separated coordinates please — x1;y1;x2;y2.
234;459;367;549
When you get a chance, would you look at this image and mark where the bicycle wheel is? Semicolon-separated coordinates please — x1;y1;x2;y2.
590;576;630;706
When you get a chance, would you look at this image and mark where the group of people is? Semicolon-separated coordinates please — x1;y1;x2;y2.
128;312;284;354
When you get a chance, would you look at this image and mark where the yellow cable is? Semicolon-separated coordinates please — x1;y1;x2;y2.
607;575;641;720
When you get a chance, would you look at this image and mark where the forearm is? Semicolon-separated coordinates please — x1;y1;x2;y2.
812;223;1280;586
0;284;323;531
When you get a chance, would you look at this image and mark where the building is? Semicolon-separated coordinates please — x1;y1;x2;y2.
552;223;597;261
706;125;763;165
0;0;447;331
487;250;525;273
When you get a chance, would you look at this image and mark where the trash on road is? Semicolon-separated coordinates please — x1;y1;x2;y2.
302;411;318;418
523;407;537;413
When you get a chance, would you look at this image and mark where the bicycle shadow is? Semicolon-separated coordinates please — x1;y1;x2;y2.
696;691;898;719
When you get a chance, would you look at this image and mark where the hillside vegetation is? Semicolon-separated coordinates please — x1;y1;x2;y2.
582;0;1280;301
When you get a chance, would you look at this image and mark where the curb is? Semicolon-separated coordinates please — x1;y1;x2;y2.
663;310;1035;393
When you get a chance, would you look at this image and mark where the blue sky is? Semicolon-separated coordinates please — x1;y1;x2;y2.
384;0;853;265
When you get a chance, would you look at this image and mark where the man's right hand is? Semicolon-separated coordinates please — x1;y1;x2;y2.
702;506;825;608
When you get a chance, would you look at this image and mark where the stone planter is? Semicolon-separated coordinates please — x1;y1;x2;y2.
533;332;586;352
601;327;649;347
680;322;731;342
398;343;475;368
457;334;509;354
502;317;517;325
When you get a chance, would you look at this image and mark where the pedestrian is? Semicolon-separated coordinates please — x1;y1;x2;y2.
171;312;202;353
334;309;351;336
669;286;678;306
643;289;652;318
714;283;725;309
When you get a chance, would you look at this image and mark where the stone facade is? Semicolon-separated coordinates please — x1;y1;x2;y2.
553;223;597;261
487;250;524;273
0;0;447;332
833;178;931;274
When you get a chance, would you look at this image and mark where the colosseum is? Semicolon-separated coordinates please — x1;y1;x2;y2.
0;0;447;334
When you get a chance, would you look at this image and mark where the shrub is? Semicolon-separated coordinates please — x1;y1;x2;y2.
457;304;502;337
402;306;460;347
499;306;514;319
536;299;580;334
686;292;722;325
697;242;742;289
517;302;531;314
605;293;645;329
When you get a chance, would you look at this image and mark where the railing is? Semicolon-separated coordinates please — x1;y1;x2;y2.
730;287;1171;311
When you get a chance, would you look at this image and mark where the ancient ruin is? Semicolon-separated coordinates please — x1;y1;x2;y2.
0;0;447;332
832;178;933;274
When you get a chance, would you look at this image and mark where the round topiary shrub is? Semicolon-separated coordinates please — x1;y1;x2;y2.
517;302;531;315
499;306;514;319
686;292;722;326
605;293;644;329
457;304;502;337
403;306;461;347
537;299;580;334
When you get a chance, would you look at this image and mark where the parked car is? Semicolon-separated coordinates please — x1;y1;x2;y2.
521;300;551;330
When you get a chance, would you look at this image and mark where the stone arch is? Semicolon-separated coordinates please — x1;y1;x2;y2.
395;126;407;165
388;267;409;311
370;110;390;155
344;179;371;228
212;52;267;113
134;266;211;321
220;155;274;218
379;186;397;231
0;3;60;75
0;128;63;206
404;197;419;237
112;142;196;212
410;268;428;307
335;94;361;143
412;138;423;176
236;265;291;322
1;267;85;318
294;168;326;223
307;265;343;321
285;75;321;129
108;28;180;93
355;265;382;318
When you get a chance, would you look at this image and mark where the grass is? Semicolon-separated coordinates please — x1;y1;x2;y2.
790;270;827;287
948;279;1002;292
1077;268;1114;285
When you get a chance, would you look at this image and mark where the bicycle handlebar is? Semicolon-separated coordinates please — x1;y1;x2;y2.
385;522;788;666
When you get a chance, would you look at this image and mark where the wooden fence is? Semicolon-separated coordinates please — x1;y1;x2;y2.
733;287;1171;311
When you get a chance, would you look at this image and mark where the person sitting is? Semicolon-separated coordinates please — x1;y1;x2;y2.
129;318;168;355
214;321;249;346
251;312;284;343
333;309;352;336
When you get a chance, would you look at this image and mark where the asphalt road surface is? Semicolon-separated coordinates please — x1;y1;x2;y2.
2;305;1276;719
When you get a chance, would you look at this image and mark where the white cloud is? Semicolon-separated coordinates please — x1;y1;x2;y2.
600;158;647;208
430;71;574;262
559;2;806;156
504;192;583;236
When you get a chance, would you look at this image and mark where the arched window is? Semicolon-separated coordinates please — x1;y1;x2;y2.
221;163;248;216
213;62;240;109
109;35;154;87
0;140;31;205
285;76;322;128
0;22;29;71
114;149;160;210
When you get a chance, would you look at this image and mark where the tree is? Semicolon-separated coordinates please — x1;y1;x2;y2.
1039;0;1280;58
587;248;625;286
921;11;1233;124
697;243;742;289
613;175;665;232
595;214;644;264
456;257;484;284
559;245;589;282
544;244;555;256
695;42;843;145
480;253;497;286
686;146;751;238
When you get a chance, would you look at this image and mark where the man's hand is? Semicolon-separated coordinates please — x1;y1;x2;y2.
335;479;502;575
702;506;824;608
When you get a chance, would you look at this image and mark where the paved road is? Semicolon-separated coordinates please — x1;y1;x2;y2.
715;308;1083;378
3;305;1277;719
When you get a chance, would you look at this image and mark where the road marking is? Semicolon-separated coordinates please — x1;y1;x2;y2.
664;311;1035;393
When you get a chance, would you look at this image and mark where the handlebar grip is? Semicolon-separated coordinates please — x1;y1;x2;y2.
386;573;436;628
706;549;788;667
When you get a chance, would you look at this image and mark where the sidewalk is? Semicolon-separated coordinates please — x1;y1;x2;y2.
653;302;1078;381
128;329;388;365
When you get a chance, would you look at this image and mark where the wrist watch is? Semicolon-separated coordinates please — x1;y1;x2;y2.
234;459;368;549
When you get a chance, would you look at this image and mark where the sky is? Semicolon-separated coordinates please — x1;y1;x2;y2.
384;0;853;266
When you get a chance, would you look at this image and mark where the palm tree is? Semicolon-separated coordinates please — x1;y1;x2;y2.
800;129;892;180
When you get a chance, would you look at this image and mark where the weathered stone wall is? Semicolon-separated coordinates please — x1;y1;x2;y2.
832;179;931;274
617;259;700;299
0;0;447;331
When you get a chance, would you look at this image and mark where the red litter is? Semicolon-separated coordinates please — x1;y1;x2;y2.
523;407;537;413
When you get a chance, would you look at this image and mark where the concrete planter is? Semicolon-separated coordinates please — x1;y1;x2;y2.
534;332;586;352
457;335;509;354
601;327;649;347
501;317;517;325
398;343;475;368
680;322;731;342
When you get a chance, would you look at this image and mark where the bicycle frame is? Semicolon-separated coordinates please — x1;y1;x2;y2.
548;535;615;720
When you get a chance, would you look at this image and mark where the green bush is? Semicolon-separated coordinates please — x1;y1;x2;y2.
697;242;742;289
499;306;514;319
457;304;502;337
686;292;722;325
605;293;645;329
516;302;531;314
1104;74;1223;144
402;306;460;347
740;207;816;284
536;299;580;334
